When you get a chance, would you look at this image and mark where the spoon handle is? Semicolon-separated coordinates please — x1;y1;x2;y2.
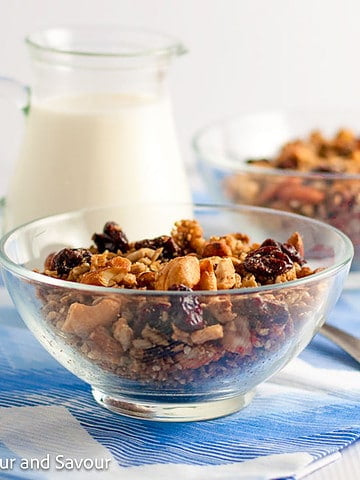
320;323;360;364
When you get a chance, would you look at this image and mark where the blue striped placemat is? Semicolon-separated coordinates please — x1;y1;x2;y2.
0;287;359;479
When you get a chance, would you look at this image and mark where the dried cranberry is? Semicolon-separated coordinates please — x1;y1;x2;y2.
52;248;92;275
140;301;172;335
261;238;281;249
92;221;129;253
244;245;293;278
169;284;205;332
134;235;180;260
242;297;290;327
281;242;305;265
260;300;290;325
261;238;305;265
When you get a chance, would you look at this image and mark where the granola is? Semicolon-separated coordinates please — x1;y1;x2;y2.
223;129;360;268
36;219;324;387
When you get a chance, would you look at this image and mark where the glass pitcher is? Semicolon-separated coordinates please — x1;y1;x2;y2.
0;27;192;233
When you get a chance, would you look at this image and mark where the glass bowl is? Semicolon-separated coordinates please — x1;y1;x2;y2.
193;111;360;279
0;204;353;421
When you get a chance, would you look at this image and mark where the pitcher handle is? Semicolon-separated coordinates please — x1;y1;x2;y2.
0;76;30;113
0;77;30;235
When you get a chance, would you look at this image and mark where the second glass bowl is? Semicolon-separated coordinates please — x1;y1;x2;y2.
193;110;360;278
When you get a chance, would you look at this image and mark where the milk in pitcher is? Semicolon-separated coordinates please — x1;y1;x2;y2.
5;93;192;235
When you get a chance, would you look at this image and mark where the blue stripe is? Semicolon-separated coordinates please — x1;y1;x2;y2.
0;288;359;470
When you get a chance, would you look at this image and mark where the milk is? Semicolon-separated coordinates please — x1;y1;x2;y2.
4;93;192;236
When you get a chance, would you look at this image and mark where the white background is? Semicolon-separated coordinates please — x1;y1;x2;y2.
1;0;360;194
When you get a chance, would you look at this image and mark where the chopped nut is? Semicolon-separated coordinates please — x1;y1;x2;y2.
155;256;200;290
113;317;134;351
132;338;154;349
222;318;252;356
205;296;236;324
90;252;116;269
141;324;169;346
275;265;298;283
191;324;224;344
109;256;132;269
215;257;236;289
198;258;217;290
175;344;224;369
126;248;158;263
172;324;192;344
278;184;325;204
80;256;132;287
286;232;305;258
137;271;156;289
87;326;123;364
62;298;120;337
171;219;205;254
221;233;251;256
202;240;232;258
80;267;132;287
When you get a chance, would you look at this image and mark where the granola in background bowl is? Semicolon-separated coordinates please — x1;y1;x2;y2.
194;113;360;274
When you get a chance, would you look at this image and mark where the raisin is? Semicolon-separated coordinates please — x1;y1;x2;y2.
52;248;92;275
244;245;293;278
134;235;180;260
169;284;205;332
92;221;129;253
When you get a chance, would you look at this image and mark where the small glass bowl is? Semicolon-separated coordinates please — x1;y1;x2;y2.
193;110;360;280
0;204;353;421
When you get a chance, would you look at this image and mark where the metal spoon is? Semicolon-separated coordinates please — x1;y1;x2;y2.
320;323;360;364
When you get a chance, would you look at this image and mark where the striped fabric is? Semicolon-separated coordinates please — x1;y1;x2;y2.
0;287;359;479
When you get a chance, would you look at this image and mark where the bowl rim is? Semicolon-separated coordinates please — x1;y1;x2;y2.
192;109;360;180
26;26;187;59
0;203;354;296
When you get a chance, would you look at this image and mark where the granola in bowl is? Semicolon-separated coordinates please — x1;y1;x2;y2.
36;218;322;388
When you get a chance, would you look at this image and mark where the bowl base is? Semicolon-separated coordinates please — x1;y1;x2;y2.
91;388;255;422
